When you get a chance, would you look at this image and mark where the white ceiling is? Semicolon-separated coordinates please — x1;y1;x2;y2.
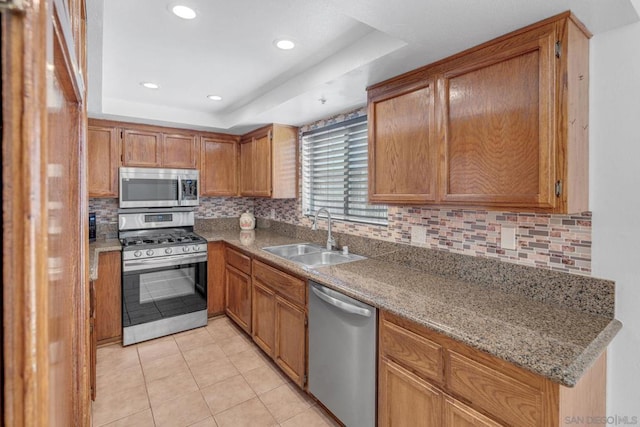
87;0;639;135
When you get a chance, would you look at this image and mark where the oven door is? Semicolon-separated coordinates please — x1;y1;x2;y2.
122;253;207;341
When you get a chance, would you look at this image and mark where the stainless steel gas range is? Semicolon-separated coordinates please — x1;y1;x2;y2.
118;208;208;345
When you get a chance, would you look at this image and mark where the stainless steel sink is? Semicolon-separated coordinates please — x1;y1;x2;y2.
289;251;366;268
262;243;324;258
261;243;366;267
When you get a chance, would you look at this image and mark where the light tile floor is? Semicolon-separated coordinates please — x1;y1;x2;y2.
92;316;339;427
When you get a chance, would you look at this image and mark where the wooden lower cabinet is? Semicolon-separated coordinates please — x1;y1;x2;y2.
444;397;503;427
274;296;306;387
225;263;252;333
252;280;276;356
379;358;443;427
252;259;307;388
89;281;97;400
207;242;226;316
95;251;122;344
378;310;606;427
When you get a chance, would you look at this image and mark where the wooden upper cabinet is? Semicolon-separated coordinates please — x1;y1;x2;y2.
368;74;438;204
122;128;163;167
239;124;297;198
366;12;590;213
253;134;272;197
120;125;201;169
240;134;270;197
162;133;198;169
88;124;119;198
439;23;557;209
239;136;256;196
201;136;238;196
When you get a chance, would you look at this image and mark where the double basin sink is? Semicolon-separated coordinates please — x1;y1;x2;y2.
262;243;366;268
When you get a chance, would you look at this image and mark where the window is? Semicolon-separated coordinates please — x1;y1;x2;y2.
302;116;388;225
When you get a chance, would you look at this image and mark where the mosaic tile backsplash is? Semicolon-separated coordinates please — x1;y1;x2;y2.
89;107;593;276
89;197;256;225
255;199;592;275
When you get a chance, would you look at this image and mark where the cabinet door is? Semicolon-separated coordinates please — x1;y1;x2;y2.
368;79;438;204
95;251;122;344
207;242;226;316
162;133;198;169
252;133;272;197
122;128;162;167
439;25;557;209
252;281;276;356
225;264;251;333
88;125;120;198
444;397;503;427
275;296;306;387
239;138;255;196
379;358;443;427
201;137;238;196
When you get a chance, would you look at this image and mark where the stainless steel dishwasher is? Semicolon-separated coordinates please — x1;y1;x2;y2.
308;281;377;427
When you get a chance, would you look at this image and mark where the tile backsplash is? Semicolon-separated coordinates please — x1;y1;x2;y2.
89;107;593;276
255;198;592;275
88;197;255;226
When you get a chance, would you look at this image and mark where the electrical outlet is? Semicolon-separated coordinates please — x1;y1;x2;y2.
411;225;426;245
501;225;517;250
270;208;276;219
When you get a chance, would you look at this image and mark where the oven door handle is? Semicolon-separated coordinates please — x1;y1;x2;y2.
123;253;207;272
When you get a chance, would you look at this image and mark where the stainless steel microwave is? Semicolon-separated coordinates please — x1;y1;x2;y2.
119;167;199;209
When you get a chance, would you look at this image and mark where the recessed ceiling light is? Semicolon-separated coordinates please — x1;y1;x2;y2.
172;5;196;20
207;95;223;101
141;82;159;89
274;39;295;50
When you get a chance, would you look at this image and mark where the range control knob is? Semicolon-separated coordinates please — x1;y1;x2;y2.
165;248;173;255
182;246;190;252
146;249;154;256
134;250;142;258
192;245;199;252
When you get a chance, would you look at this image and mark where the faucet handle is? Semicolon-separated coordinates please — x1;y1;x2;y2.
327;236;336;251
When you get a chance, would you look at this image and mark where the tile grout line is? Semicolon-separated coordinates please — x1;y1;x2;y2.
181;323;220;424
137;340;159;427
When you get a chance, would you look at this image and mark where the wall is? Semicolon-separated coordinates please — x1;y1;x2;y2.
590;20;640;418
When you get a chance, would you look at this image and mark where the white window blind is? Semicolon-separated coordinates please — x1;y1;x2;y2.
302;116;388;225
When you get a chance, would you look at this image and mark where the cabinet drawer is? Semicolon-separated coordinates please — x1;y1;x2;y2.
226;247;251;274
381;318;444;384
447;351;543;427
253;260;305;306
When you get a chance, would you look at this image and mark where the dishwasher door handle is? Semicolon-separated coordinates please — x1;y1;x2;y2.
311;285;372;317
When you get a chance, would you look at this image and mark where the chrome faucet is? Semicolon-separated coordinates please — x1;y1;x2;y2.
312;208;336;250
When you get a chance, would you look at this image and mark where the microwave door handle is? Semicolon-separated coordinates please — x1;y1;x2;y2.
177;176;183;206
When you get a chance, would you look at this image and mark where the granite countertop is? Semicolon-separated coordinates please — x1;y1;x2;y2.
89;239;122;281
88;228;620;387
198;229;621;387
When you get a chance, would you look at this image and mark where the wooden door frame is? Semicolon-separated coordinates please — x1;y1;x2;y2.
2;0;88;424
